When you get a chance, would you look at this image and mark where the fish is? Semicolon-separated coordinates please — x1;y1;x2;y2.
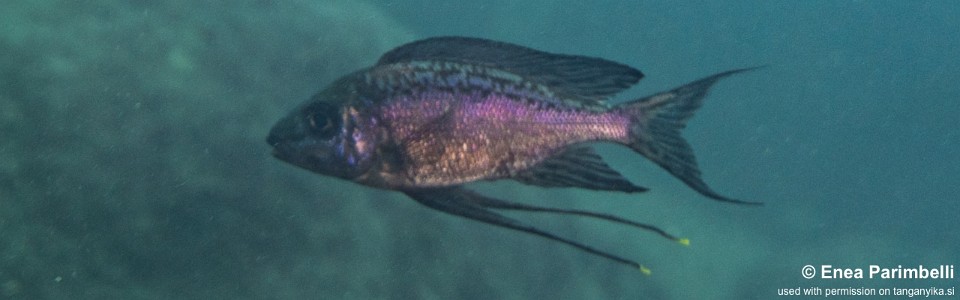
267;36;759;273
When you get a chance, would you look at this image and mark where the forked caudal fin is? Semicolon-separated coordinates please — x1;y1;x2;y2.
615;67;762;205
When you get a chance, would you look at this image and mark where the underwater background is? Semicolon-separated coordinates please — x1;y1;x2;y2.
2;0;957;299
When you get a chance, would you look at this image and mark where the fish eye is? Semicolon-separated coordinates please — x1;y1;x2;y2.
306;105;339;139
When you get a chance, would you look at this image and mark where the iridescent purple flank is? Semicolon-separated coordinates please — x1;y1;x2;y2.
378;88;631;187
267;36;759;271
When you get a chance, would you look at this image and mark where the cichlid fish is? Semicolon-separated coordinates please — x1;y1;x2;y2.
267;36;758;272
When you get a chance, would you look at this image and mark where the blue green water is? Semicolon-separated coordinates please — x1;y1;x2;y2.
1;1;957;299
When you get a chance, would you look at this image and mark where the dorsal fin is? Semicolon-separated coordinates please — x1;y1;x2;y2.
514;146;648;193
377;36;644;104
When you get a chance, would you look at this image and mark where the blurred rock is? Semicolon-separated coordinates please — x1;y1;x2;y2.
1;0;412;299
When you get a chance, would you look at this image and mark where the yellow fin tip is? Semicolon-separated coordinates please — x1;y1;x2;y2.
639;265;652;276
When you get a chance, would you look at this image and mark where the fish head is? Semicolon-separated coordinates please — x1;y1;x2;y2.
267;90;375;181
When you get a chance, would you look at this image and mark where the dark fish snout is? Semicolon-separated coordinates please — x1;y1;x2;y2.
266;131;278;147
266;114;306;147
266;129;287;160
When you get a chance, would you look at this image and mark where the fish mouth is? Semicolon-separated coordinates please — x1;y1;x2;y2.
268;143;295;163
268;143;318;170
266;129;292;160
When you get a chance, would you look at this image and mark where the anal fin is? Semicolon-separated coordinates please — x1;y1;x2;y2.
514;146;647;193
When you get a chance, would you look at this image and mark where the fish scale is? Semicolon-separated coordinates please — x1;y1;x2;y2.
381;90;629;186
368;60;597;112
267;36;760;271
